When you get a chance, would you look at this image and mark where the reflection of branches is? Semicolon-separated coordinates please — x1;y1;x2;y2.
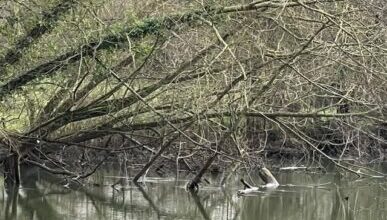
4;186;18;220
189;192;211;220
3;181;64;220
134;182;161;218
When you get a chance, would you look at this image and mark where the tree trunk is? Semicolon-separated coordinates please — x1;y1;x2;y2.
3;154;20;186
186;153;218;192
237;167;279;195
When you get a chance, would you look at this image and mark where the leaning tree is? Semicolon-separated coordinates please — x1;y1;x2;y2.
0;0;386;185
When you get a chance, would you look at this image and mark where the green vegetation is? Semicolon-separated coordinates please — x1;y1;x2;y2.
0;0;386;185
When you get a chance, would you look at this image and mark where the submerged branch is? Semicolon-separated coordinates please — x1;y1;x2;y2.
238;168;280;195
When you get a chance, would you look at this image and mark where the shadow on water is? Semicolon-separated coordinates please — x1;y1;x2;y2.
190;191;211;220
2;166;387;219
1;166;68;220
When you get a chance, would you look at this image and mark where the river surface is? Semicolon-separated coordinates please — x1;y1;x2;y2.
1;166;387;220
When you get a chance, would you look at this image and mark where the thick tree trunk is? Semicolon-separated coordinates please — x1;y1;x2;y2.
3;154;20;186
133;135;179;183
186;153;218;192
258;167;279;186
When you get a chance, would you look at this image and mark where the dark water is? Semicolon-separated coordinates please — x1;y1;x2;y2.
1;167;387;220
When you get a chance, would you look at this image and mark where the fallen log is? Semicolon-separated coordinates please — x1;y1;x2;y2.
237;167;279;195
279;166;322;171
186;153;218;193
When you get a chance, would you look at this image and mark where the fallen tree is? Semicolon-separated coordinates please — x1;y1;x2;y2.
0;0;386;186
237;167;280;195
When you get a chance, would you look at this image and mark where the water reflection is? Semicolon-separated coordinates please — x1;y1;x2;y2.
1;168;387;220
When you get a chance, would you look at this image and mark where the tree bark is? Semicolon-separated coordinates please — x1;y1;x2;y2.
186;153;218;192
3;154;20;186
